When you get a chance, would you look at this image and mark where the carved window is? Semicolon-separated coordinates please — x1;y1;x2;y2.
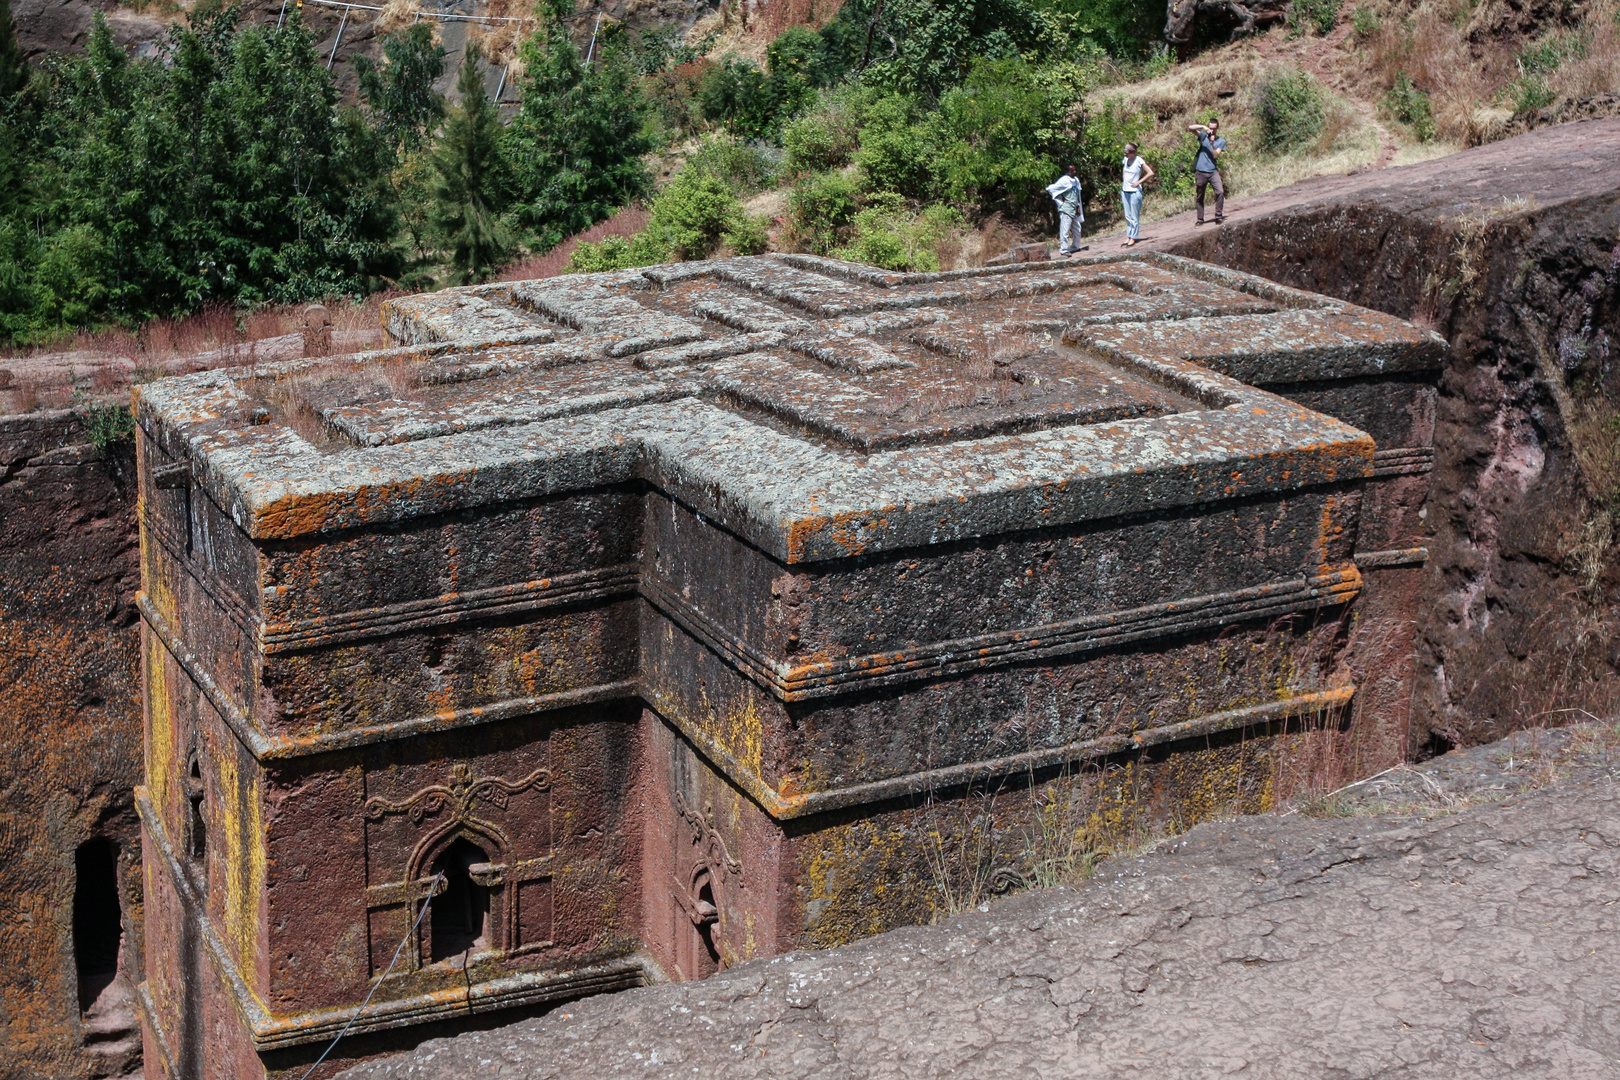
429;838;491;963
184;753;206;863
73;839;124;1014
692;871;720;975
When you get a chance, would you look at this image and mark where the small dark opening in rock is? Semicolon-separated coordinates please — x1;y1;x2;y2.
186;754;206;861
430;838;491;962
695;878;721;969
74;839;123;1013
1416;729;1456;761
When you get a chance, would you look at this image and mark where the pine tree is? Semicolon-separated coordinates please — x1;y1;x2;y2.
504;8;651;249
355;23;446;152
430;48;511;283
0;0;25;101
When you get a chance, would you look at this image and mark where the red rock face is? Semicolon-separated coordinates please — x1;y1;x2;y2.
1166;118;1620;750
0;411;143;1080
134;251;1441;1078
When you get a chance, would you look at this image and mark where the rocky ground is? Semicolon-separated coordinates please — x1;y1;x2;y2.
340;724;1620;1080
1092;115;1620;253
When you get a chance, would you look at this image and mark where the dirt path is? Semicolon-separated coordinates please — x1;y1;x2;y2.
341;723;1620;1080
1090;115;1620;252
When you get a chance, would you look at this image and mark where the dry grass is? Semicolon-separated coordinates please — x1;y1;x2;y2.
495;205;652;281
1;293;397;366
2;378;44;415
1360;0;1620;142
265;372;330;445
758;0;846;35
1090;43;1390;227
1362;0;1506;143
467;0;537;74
379;356;428;400
1547;6;1620;102
921;766;1105;918
971;213;1032;265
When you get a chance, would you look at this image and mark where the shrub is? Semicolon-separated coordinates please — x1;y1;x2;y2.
1384;72;1435;140
1511;31;1589;113
723;213;772;256
1253;68;1325;151
563;232;671;273
696;28;832;142
685;137;778;196
784;170;859;254
646;168;742;260
1350;5;1379;39
1077;95;1155;211
79;400;135;450
783;106;859;174
933;56;1069;219
835;197;962;272
1286;0;1342;37
852;94;938;200
643;59;715;142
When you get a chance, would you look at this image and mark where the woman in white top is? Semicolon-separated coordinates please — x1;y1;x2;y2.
1120;143;1155;247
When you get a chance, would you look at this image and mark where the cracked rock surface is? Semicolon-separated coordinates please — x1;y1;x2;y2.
341;753;1620;1079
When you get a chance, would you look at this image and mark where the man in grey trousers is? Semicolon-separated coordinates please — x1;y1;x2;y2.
1188;119;1226;225
1046;164;1084;256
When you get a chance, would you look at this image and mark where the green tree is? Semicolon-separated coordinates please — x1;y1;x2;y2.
355;23;445;152
505;2;652;250
824;0;1067;97
430;50;511;283
933;56;1070;218
1042;0;1163;57
0;0;26;101
1;9;397;339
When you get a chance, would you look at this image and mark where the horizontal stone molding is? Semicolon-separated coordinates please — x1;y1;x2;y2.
644;563;1364;703
139;593;635;760
137;788;646;1053
647;685;1357;822
259;563;640;654
364;875;447;908
1370;446;1434;477
143;512;262;640
1353;546;1430;570
140;594;269;757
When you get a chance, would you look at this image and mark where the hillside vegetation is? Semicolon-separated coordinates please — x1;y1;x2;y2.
0;0;1616;353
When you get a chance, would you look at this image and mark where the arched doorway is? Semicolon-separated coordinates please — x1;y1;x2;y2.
73;838;123;1012
429;837;491;963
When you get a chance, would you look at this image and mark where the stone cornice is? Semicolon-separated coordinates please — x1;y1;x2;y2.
129;253;1445;562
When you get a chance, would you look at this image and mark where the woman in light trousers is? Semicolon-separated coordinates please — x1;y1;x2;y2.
1120;143;1155;247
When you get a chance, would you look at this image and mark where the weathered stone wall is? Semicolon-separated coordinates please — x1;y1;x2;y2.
1167;117;1620;750
0;410;143;1079
131;249;1440;1078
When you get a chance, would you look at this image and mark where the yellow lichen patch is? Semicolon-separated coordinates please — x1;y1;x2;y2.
215;743;266;978
144;634;177;812
799;816;931;948
705;689;768;781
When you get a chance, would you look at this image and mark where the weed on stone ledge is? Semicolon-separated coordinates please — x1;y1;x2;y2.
76;393;135;451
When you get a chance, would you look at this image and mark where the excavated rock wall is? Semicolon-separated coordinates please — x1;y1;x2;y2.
0;410;144;1079
1168;117;1620;750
